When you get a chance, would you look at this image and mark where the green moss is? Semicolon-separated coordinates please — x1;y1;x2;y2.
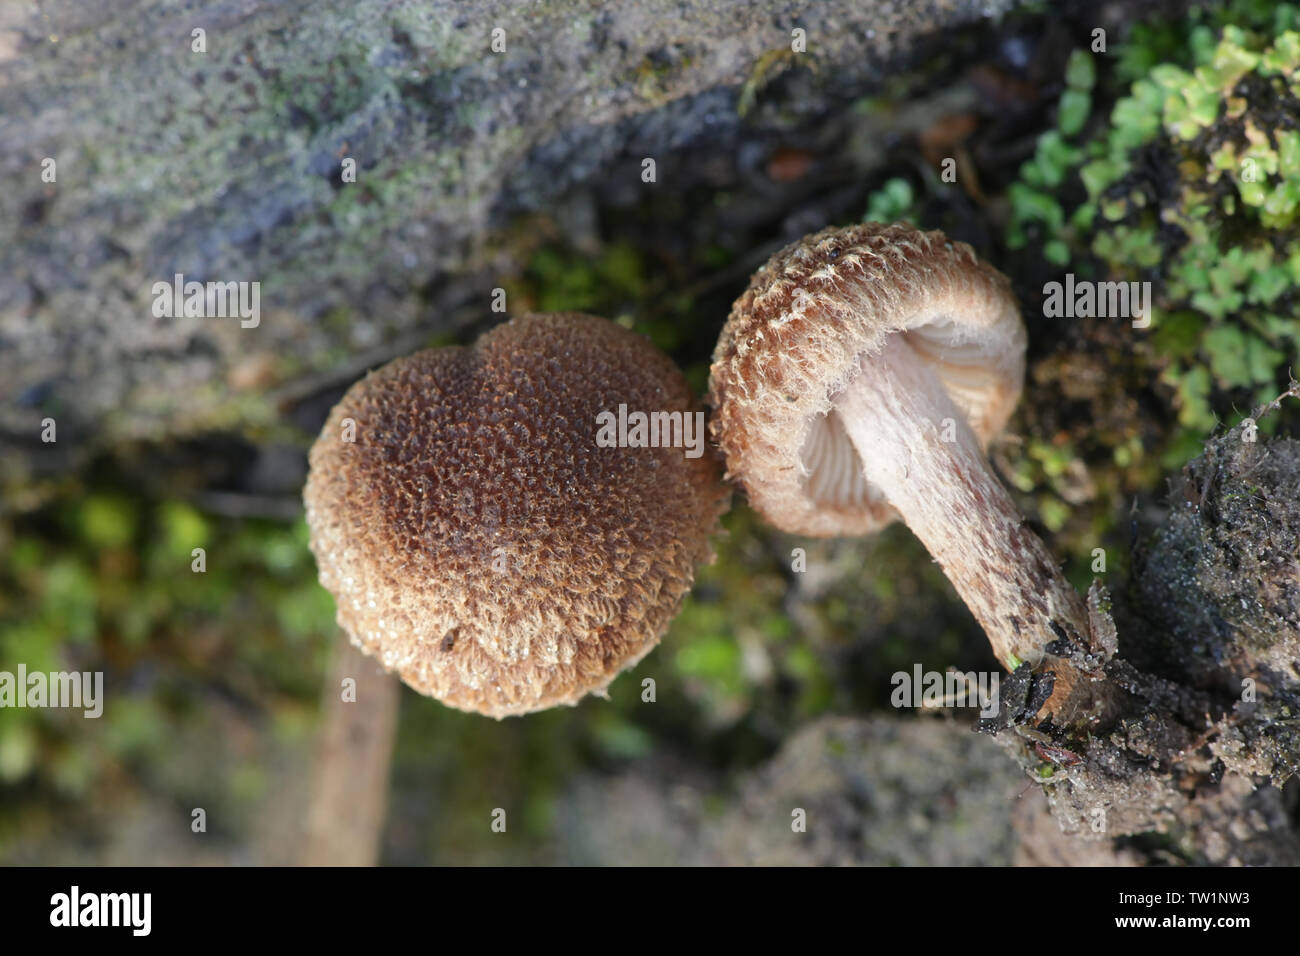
1008;0;1299;473
738;47;816;119
522;242;650;316
78;495;136;549
634;47;699;105
0;477;336;836
864;176;918;224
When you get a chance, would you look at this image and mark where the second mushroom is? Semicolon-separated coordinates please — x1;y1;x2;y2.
305;312;728;718
708;222;1109;721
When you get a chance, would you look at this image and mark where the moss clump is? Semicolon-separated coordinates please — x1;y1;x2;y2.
1081;20;1299;431
863;176;919;225
0;476;335;857
977;1;1300;584
1006;47;1094;266
1011;4;1300;437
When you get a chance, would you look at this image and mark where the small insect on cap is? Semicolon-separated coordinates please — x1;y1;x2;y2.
305;312;728;718
707;222;1026;537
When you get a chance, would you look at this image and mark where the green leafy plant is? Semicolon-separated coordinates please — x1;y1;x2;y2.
864;176;918;225
1011;2;1300;437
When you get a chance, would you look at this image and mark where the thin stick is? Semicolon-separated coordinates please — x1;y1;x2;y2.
302;633;400;866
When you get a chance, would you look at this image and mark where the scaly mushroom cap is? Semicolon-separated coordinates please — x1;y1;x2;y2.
707;222;1026;537
305;312;728;718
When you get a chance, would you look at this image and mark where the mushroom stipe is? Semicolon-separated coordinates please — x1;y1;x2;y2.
304;312;729;718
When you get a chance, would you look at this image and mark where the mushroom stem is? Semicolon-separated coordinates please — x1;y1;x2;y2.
833;335;1093;715
302;634;399;866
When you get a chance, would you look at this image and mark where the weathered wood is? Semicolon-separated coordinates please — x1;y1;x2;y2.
0;0;1022;478
302;632;400;866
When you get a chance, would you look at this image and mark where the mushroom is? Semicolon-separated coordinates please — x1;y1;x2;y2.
707;222;1106;720
305;312;728;718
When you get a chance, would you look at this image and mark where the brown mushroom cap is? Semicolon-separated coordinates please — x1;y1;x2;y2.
708;222;1026;537
304;312;728;718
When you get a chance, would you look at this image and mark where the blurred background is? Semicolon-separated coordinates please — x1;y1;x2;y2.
1;0;1297;864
